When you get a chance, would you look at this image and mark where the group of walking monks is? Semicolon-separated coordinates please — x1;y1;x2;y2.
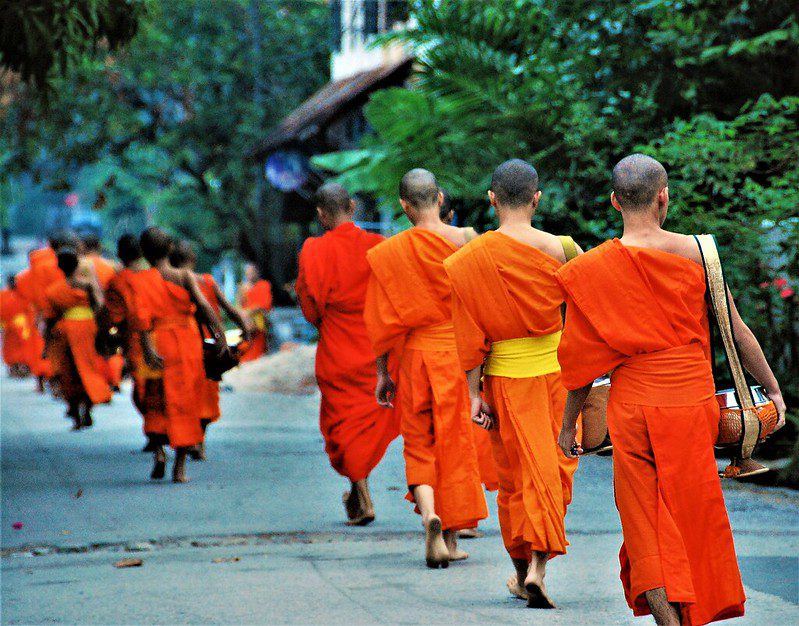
296;154;786;626
1;229;274;482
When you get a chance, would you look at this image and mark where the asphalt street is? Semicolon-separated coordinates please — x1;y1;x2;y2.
2;374;797;624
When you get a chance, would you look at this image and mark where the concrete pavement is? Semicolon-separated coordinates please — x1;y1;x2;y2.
1;375;798;624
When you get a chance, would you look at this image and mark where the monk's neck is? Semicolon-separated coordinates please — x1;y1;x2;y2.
619;211;665;244
328;216;354;230
496;206;535;230
412;208;445;230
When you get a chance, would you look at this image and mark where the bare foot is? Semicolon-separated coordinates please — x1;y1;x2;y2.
345;479;375;526
424;515;449;569
457;527;483;539
151;447;166;480
507;574;529;600
172;449;190;483
524;552;555;609
443;529;469;561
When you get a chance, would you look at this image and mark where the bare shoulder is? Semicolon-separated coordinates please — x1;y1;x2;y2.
665;232;704;267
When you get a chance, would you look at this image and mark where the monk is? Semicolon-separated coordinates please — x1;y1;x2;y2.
0;276;35;376
556;154;786;625
137;227;229;483
364;168;487;568
169;240;250;460
104;234;168;455
445;159;580;608
238;263;272;362
296;183;399;525
13;268;50;390
43;247;111;429
82;234;118;290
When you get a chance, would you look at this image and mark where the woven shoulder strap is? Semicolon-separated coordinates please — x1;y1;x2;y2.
694;234;759;457
559;236;578;262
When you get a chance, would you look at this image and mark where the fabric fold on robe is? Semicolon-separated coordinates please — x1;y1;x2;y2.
135;272;203;449
445;231;577;558
240;279;272;362
364;228;487;531
197;273;221;422
43;281;111;406
297;222;399;482
555;239;745;626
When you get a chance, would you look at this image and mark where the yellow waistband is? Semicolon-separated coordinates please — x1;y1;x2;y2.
484;332;561;378
63;306;94;321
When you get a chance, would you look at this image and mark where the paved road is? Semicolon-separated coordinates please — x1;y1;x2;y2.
2;375;797;624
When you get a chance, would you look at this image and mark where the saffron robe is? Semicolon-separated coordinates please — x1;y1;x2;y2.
555;239;745;626
297;222;399;482
13;270;49;377
364;228;487;531
0;288;35;368
87;254;117;290
42;281;111;406
106;268;167;438
240;279;272;362
197;273;221;422
445;231;578;558
135;272;204;449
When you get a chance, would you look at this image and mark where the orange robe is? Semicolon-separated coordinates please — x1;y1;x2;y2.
555;239;745;625
445;231;578;559
106;268;168;440
42;281;111;406
135;272;204;449
197;273;221;422
364;228;487;531
14;270;49;378
296;222;400;482
87;254;117;290
0;288;35;368
240;279;272;362
27;249;62;378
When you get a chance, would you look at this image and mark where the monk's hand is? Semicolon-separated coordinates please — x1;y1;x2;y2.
376;374;396;408
558;425;582;458
470;396;495;430
771;390;787;432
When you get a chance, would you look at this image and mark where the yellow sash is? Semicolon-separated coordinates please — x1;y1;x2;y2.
484;331;561;378
63;306;94;321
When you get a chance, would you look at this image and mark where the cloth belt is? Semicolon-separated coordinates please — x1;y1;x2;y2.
610;343;714;407
484;331;562;378
153;316;195;331
62;306;94;321
405;321;457;351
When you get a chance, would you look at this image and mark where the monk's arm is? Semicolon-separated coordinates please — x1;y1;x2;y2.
140;332;163;370
375;353;395;408
466;365;494;430
559;383;593;458
184;271;227;346
213;281;251;342
727;287;786;427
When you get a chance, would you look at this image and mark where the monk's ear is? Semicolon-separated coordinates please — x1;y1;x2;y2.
532;190;542;207
437;191;444;207
610;192;622;212
348;199;357;215
487;190;497;208
659;186;669;205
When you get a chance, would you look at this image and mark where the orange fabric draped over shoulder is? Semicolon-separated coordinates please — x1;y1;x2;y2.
297;222;399;482
364;228;487;531
29;247;63;311
555;239;745;626
197;273;221;422
0;288;35;368
89;255;117;291
135;271;204;449
43;280;111;406
240;279;272;361
445;231;578;559
13;269;49;377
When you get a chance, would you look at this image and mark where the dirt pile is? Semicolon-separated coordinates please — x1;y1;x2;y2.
225;343;318;395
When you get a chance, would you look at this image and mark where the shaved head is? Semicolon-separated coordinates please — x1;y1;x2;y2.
139;227;173;265
399;168;439;209
169;239;197;268
315;183;351;215
491;159;539;207
612;154;668;211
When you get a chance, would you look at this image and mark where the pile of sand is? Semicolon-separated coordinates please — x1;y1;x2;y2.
225;343;318;395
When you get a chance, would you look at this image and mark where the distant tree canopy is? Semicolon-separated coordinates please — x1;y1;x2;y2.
314;0;798;397
0;0;149;95
0;0;329;284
